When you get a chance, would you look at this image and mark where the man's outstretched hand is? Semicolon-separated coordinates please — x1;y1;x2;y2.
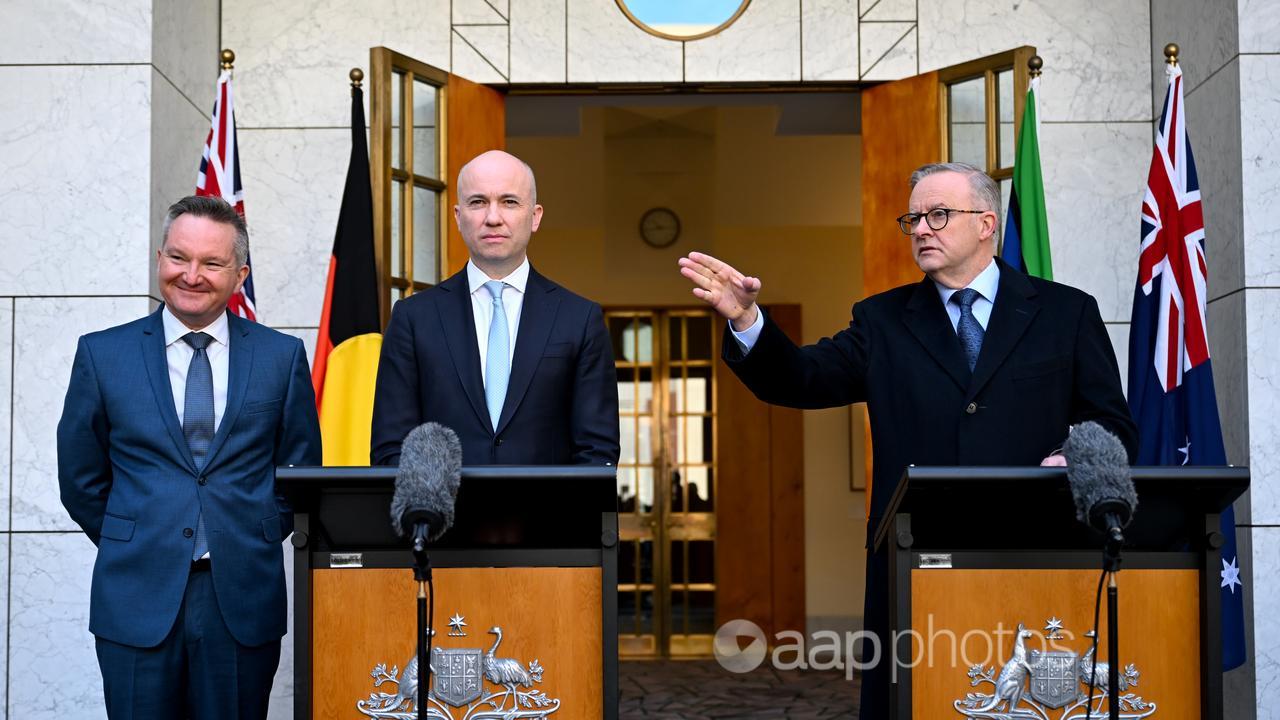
677;251;761;332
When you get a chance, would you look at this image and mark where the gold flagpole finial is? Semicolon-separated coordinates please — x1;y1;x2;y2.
1164;43;1180;67
1028;55;1043;78
350;68;364;88
221;48;236;70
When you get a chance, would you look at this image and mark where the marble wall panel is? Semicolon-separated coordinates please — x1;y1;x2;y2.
9;532;103;719
684;0;801;82
236;128;349;330
151;69;216;300
454;0;508;24
1038;122;1152;323
1245;289;1280;525
1184;58;1245;298
801;0;859;81
918;0;1150;123
1239;56;1280;287
11;296;151;532
860;0;916;22
1;300;12;533
859;22;916;81
1;0;150;64
152;0;220;109
222;0;451;129
510;0;567;82
1149;0;1237;105
1208;292;1249;470
0;66;152;297
566;0;683;83
1251;527;1280;712
0;533;8;711
1239;0;1280;54
453;25;511;83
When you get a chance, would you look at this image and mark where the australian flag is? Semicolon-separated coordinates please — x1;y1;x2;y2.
1128;61;1245;671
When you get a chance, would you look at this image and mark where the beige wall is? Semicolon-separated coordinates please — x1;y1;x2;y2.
510;102;869;629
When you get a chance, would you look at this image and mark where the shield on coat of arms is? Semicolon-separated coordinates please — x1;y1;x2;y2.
1028;650;1079;709
432;647;483;707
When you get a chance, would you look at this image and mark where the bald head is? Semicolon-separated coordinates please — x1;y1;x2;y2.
457;150;537;205
453;150;544;278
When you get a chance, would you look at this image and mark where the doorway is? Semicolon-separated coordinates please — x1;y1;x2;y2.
608;308;719;657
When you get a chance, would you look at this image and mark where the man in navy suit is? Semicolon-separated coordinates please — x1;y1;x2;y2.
371;150;619;466
679;163;1136;717
58;195;322;719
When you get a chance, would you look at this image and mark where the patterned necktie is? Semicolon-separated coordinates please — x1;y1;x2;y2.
182;332;214;560
484;281;510;431
952;288;984;372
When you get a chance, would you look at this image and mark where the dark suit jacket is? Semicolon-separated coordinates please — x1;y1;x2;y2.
57;308;321;648
371;266;620;466
725;259;1138;530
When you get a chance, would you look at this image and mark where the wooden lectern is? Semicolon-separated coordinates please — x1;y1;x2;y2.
278;466;618;720
873;466;1248;720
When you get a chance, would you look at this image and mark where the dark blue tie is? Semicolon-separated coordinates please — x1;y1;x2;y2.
182;332;214;560
952;288;984;372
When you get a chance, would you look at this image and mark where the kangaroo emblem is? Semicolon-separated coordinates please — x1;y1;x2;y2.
971;623;1034;712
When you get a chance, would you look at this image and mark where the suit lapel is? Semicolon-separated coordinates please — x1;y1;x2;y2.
902;278;971;391
967;260;1039;400
202;311;252;469
435;270;493;431
497;268;559;434
140;308;198;473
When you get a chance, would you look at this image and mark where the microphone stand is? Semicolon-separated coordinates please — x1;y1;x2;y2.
1102;526;1123;720
412;523;433;720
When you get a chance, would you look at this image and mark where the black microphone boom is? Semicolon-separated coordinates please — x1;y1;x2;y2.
390;423;464;549
1063;420;1138;543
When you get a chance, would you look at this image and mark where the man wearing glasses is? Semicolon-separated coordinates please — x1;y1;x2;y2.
678;162;1135;715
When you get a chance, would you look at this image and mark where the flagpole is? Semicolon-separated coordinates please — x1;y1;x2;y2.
221;48;235;71
1165;42;1180;67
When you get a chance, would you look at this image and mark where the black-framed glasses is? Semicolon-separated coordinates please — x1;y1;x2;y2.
895;208;986;235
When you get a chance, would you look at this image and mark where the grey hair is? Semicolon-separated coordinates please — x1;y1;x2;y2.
909;162;1001;244
160;195;250;267
457;150;538;205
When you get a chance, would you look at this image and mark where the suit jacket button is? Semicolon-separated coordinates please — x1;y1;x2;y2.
183;528;194;538
197;477;207;486
965;402;978;414
494;438;504;446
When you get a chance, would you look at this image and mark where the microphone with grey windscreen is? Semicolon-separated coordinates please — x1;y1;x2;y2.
391;423;463;550
1063;420;1138;543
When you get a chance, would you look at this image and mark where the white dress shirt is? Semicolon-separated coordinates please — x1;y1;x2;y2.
468;258;528;381
730;257;1002;353
162;307;230;432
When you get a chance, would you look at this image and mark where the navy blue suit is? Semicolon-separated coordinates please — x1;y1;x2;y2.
371;266;619;467
57;308;321;717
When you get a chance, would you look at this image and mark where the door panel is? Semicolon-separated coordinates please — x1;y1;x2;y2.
445;74;506;276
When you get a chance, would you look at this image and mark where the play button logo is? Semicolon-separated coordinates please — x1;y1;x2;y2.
713;619;767;673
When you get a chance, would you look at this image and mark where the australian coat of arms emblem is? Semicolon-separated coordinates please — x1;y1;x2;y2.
953;619;1156;719
357;623;560;720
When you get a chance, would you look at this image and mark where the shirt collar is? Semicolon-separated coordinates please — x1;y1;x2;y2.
934;257;1000;307
162;306;230;348
467;257;530;295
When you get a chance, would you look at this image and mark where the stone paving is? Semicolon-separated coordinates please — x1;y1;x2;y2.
619;660;859;719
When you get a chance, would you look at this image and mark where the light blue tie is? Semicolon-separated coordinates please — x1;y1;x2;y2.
182;332;214;560
953;288;984;373
484;281;510;431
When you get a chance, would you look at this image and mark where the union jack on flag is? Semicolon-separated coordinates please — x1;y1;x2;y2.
1128;61;1245;670
196;68;257;321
